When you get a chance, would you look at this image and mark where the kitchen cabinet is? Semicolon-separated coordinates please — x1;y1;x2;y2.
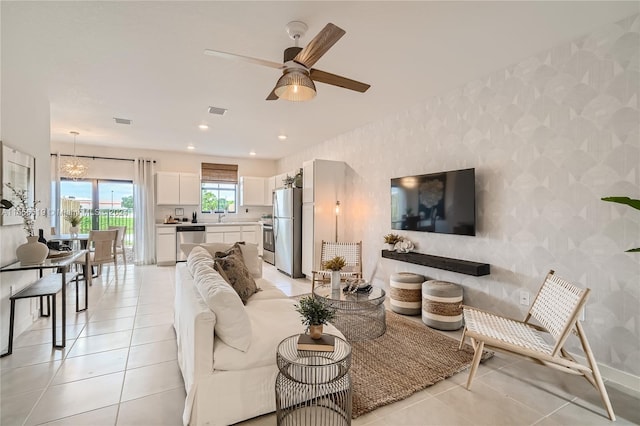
206;224;258;245
156;227;177;265
239;177;267;206
274;170;296;190
156;172;200;205
301;159;345;277
264;176;276;206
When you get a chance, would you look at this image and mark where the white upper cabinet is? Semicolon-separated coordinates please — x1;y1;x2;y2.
156;172;200;205
179;173;201;205
239;176;267;206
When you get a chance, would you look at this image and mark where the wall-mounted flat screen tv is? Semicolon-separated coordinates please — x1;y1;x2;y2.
391;168;476;236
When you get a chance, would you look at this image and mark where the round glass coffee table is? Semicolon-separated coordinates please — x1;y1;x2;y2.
313;284;386;341
276;334;352;426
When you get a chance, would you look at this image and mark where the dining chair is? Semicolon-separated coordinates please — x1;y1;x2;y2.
74;229;118;278
459;270;615;421
108;225;127;266
311;240;362;291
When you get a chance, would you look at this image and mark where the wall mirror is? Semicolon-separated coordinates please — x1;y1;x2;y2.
1;142;36;226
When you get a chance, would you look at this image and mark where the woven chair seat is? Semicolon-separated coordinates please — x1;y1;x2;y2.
463;307;553;355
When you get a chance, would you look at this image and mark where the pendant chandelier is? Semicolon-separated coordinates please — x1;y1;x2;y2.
60;131;88;181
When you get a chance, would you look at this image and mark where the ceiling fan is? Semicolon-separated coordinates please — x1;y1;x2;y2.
204;21;371;101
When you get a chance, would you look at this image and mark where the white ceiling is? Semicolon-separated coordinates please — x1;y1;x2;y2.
4;1;638;160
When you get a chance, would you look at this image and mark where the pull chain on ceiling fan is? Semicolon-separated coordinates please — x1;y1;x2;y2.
204;21;371;101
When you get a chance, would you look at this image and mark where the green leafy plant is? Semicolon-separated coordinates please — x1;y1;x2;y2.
294;296;336;327
602;196;640;252
384;233;403;244
65;210;82;227
323;256;346;271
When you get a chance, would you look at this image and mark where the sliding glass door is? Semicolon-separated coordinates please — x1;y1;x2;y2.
59;179;134;246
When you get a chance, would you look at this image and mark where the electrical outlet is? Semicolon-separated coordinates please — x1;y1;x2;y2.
519;290;530;306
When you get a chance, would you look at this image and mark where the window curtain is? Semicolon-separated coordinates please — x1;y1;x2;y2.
133;158;155;265
51;153;61;234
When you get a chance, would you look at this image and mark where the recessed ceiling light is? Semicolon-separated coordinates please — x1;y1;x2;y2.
249;151;256;156
278;135;287;141
187;144;195;150
198;124;209;130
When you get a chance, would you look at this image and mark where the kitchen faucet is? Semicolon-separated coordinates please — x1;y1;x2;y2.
217;212;226;223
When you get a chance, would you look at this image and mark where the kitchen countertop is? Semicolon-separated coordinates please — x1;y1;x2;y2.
156;222;259;228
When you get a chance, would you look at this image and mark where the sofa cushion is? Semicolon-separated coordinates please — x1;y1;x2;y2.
247;278;287;302
213;298;343;370
193;263;252;352
214;254;260;304
186;246;213;276
181;242;262;279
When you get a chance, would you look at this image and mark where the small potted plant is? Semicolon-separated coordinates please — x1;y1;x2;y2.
384;233;403;250
294;296;336;339
65;211;82;236
323;256;346;289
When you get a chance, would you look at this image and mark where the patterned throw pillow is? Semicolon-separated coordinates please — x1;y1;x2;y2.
214;242;244;260
214;253;259;304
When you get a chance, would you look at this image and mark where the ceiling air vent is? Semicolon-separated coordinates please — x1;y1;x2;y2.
113;117;132;125
208;106;227;116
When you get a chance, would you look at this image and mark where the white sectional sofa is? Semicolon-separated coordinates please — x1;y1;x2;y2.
174;242;342;426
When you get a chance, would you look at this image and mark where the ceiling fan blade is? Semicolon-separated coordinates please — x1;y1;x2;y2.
309;69;370;93
266;88;279;100
294;23;345;69
204;49;284;69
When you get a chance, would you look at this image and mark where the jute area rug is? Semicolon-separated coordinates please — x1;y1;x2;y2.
350;311;492;418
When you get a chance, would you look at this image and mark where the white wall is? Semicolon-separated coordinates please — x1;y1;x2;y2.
1;3;52;348
51;141;278;222
279;14;640;379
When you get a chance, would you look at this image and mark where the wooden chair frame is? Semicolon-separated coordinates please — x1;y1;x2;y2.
459;270;615;421
311;240;363;291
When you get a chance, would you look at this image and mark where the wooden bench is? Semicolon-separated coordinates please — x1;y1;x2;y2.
1;271;80;357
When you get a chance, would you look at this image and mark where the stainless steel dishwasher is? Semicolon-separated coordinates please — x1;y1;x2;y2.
176;225;206;261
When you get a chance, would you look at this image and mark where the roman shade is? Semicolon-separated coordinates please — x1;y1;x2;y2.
201;163;238;183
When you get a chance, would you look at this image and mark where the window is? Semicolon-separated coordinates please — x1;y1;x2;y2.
201;163;238;214
201;182;236;213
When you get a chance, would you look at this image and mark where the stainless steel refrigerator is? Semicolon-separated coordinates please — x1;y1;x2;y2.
273;187;303;278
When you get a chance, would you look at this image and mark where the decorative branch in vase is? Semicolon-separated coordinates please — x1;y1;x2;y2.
5;182;48;264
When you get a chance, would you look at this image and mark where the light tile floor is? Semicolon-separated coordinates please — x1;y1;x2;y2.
1;262;638;425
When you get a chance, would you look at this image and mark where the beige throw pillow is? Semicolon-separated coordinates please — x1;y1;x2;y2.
193;263;252;352
214;254;260;304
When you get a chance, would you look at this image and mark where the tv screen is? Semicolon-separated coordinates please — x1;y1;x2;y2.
391;168;476;236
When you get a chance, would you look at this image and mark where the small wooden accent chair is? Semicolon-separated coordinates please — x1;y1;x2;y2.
459;270;615;421
108;225;127;265
311;240;362;292
75;230;118;277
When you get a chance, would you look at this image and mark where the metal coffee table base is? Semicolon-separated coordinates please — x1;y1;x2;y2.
331;305;386;341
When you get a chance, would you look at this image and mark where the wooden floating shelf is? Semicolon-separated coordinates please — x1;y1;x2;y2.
381;250;490;276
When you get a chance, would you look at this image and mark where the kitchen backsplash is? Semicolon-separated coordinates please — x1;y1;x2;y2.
155;205;272;224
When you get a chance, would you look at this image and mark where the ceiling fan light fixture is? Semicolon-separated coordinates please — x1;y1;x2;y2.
274;69;316;101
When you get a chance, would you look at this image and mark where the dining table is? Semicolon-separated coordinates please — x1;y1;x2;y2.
0;249;91;356
49;233;90;250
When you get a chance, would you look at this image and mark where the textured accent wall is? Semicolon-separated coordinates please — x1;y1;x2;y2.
280;15;640;376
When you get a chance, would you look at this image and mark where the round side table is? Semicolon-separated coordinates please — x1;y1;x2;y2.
276;334;352;426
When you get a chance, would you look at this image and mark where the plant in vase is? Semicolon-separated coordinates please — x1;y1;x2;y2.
294;295;336;339
384;233;403;250
65;211;82;236
323;256;346;290
5;182;47;264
